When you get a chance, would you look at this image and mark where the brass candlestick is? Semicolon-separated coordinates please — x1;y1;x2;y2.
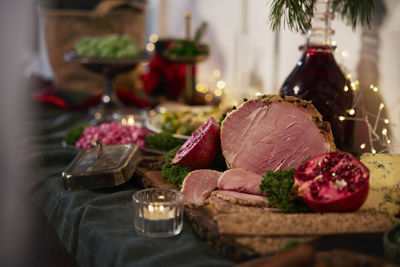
184;11;193;103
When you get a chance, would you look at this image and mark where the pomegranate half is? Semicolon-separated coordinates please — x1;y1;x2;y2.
170;117;220;169
292;152;369;212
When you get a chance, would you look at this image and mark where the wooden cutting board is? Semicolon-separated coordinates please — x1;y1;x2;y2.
135;157;394;262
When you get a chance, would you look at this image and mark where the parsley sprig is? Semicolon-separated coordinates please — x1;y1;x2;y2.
260;169;310;213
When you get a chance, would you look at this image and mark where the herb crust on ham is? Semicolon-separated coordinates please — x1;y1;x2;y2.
221;95;335;175
211;190;270;207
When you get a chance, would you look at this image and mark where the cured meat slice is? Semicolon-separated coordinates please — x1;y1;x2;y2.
218;168;264;195
181;169;222;206
211;190;270;207
221;95;335;175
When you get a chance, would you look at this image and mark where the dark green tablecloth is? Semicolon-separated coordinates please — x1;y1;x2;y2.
29;103;233;267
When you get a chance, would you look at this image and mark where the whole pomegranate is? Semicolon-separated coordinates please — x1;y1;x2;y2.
292;152;369;212
170;117;220;169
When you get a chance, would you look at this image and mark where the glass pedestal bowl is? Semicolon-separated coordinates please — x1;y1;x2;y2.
64;50;151;122
162;40;209;104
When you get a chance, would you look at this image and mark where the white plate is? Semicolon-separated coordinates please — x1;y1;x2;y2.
144;113;190;140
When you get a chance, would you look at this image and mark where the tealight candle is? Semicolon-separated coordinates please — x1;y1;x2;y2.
121;115;136;126
133;188;184;238
142;204;174;220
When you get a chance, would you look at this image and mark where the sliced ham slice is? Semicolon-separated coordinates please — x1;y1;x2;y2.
218;168;264;195
221;95;335;175
211;190;270;207
181;169;222;206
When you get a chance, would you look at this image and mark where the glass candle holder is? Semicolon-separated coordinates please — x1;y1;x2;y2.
132;188;184;238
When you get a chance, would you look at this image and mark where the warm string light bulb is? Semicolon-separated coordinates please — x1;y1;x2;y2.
195;69;228;101
214;88;223;96
149;34;158;43
146;43;155;52
347;109;355;116
216;80;226;89
370;84;379;92
213;69;221;78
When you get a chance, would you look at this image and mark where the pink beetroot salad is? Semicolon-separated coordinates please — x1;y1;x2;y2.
75;122;149;149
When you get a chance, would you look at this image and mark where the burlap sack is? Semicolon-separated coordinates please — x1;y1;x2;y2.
40;0;147;96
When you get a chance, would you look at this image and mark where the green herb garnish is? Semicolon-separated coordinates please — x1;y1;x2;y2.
145;132;182;152
260;168;310;213
64;123;90;145
218;113;226;126
161;146;192;188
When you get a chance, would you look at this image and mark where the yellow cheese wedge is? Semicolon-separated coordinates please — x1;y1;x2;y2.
360;153;400;219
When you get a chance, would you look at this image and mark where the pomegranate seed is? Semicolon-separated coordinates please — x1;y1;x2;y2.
349;183;357;192
298;165;306;172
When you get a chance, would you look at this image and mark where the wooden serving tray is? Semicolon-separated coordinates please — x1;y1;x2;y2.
135;157;394;262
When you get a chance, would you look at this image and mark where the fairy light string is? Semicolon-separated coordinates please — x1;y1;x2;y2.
338;79;393;154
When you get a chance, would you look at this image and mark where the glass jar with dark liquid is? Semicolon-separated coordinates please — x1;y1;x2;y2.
280;1;354;152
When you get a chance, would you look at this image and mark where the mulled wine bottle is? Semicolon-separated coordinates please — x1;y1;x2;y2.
280;0;354;152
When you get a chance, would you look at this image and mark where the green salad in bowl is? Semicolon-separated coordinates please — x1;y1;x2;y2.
75;34;140;59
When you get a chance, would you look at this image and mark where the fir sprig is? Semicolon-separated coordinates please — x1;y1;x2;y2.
269;0;375;33
332;0;374;30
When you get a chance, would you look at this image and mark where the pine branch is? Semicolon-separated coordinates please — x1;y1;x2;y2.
332;0;374;30
268;0;374;33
